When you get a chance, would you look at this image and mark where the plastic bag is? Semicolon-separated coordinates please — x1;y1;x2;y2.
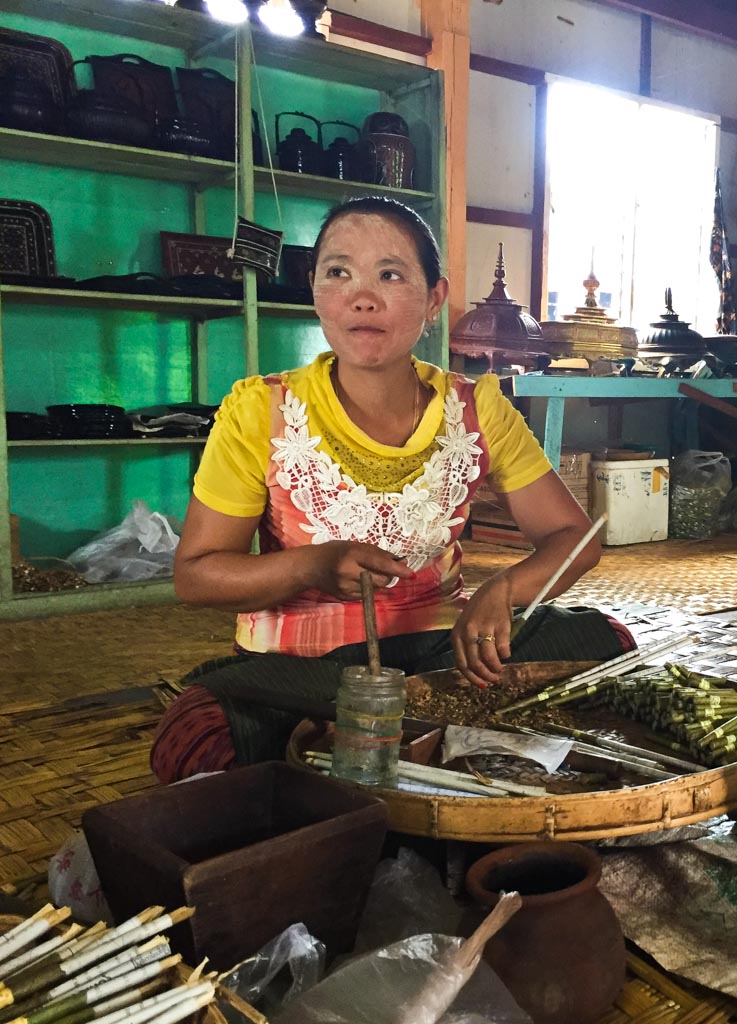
219;923;325;1015
48;830;113;925
719;487;737;532
67;500;180;583
669;450;732;539
274;933;531;1024
352;848;463;956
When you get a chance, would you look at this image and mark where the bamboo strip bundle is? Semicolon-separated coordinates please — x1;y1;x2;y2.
304;751;547;797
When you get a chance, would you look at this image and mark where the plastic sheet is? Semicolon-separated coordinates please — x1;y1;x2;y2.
67;500;180;582
274;933;531;1024
352;848;463;955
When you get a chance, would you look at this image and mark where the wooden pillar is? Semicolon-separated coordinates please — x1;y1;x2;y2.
420;0;470;332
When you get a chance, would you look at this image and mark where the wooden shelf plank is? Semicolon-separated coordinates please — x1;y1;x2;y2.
257;301;317;318
0;128;233;186
8;438;207;448
251;25;432;90
254;166;434;203
0;129;436;201
0;285;242;320
0;0;231;52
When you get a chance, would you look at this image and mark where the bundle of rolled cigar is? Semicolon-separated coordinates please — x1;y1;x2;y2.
0;903;216;1024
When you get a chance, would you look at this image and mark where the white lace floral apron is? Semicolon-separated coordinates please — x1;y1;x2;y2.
234;374;491;656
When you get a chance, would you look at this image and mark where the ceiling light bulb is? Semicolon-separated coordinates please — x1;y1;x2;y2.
259;0;304;36
206;0;249;22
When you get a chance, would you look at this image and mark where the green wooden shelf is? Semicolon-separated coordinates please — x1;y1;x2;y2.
1;0;433;90
257;301;317;318
0;129;436;202
251;25;433;90
0;0;446;619
0;128;233;186
0;0;232;55
0;285;242;320
254;167;435;204
2;578;177;621
8;438;207;448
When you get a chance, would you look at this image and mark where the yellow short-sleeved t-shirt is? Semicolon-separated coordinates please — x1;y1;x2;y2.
193;351;550;517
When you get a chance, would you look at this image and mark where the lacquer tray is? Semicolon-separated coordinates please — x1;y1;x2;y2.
0;199;57;278
160;231;242;282
0;26;75;106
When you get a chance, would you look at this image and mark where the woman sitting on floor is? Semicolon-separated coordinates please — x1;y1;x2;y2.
151;196;633;784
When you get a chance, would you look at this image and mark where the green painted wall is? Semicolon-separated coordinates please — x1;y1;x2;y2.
1;10;423;562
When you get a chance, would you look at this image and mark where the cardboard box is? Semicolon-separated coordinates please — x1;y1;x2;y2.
83;762;388;971
591;458;669;545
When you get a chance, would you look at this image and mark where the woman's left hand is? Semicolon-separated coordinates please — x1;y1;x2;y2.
452;575;513;688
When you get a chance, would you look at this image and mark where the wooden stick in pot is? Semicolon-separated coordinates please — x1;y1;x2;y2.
360;570;381;676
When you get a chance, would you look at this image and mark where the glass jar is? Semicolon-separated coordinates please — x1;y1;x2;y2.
330;665;406;787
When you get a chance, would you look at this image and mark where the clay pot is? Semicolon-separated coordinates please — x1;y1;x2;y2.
465;842;625;1024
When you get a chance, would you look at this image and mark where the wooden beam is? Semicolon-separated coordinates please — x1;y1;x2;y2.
467;206;534;230
639;14;652;96
469;53;546;86
329;12;431;57
591;0;737;46
530;83;548;324
421;0;471;331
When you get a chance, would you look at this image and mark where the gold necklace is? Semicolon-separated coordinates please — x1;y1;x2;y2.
411;375;421;435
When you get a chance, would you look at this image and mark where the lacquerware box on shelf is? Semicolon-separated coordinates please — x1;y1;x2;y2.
83;761;388;972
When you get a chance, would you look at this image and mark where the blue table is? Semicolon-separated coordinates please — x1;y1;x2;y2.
510;377;737;469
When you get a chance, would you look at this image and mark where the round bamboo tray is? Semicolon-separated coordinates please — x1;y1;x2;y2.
287;719;737;842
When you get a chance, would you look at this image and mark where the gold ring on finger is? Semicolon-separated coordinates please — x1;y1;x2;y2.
475;634;495;645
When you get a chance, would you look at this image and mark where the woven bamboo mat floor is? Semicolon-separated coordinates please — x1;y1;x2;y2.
0;604;233;886
463;534;737;617
0;539;736;1016
604;951;737;1024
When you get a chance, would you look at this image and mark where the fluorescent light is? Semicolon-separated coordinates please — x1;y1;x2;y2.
258;0;304;36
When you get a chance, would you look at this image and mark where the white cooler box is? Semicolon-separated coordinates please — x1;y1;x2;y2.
590;458;669;545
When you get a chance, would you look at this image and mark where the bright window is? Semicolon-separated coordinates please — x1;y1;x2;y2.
546;80;719;337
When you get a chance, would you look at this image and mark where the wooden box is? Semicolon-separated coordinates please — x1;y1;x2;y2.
83;762;388;971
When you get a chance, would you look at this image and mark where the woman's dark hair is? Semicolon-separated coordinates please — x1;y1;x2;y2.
311;196;442;287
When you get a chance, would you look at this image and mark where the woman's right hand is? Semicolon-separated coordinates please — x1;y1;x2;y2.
307;541;414;601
